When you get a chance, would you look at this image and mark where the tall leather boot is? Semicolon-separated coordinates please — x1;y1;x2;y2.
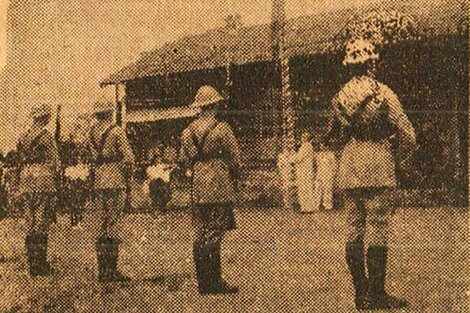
108;238;130;282
96;237;112;282
345;238;368;310
36;233;53;276
25;234;39;277
211;242;238;294
96;237;130;282
193;241;209;294
367;246;407;310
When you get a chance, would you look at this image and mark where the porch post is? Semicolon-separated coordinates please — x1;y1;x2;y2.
115;83;126;127
272;0;297;210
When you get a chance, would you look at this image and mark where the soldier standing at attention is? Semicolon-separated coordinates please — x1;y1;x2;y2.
180;85;240;295
331;39;416;310
17;104;60;277
89;101;135;282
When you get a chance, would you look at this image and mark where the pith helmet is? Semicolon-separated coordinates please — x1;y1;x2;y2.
31;103;52;119
190;85;224;108
343;38;379;66
93;100;114;114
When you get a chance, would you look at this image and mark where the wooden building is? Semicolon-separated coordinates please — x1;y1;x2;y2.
102;0;468;206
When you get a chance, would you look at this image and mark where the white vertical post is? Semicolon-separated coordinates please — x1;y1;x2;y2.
272;0;297;210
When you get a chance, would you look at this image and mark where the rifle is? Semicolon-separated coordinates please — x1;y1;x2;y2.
51;104;62;224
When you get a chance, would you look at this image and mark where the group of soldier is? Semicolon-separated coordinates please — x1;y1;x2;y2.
15;85;242;294
14;38;415;310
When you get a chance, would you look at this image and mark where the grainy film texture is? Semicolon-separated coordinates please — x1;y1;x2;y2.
0;0;468;312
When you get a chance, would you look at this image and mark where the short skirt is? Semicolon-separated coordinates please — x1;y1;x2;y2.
337;139;397;190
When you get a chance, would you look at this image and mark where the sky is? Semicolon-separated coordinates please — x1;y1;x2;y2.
0;0;384;152
0;0;7;69
0;0;384;99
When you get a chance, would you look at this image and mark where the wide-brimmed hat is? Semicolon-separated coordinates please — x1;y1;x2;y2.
31;104;52;119
190;85;224;108
343;38;379;66
93;100;114;114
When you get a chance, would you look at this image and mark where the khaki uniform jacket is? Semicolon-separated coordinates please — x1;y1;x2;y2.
89;122;135;190
17;127;60;194
331;75;416;190
180;116;241;205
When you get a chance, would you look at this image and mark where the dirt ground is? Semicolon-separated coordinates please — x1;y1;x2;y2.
0;207;467;313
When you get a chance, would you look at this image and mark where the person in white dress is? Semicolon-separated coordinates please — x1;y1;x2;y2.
313;138;337;211
291;132;316;213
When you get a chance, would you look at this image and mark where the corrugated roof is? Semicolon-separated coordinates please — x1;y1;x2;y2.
101;0;467;86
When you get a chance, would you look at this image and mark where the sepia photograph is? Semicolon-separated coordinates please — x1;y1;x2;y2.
0;0;468;312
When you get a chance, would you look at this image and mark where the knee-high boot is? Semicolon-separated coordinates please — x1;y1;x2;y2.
109;238;130;282
36;233;53;276
96;237;130;282
193;241;208;293
345;238;368;310
96;237;112;282
26;233;53;277
193;241;238;295
211;242;238;294
367;246;407;310
25;234;39;277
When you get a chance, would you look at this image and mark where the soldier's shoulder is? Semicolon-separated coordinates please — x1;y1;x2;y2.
38;129;54;143
337;76;365;97
216;121;234;134
100;125;126;144
346;75;376;89
187;119;198;129
182;121;196;136
377;81;397;95
182;121;195;135
17;131;28;144
109;125;126;136
376;81;400;104
342;76;380;96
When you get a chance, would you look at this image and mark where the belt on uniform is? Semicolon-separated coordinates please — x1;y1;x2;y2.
95;157;123;165
22;161;49;167
192;156;229;164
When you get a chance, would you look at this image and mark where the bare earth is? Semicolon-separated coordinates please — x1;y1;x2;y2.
0;207;467;313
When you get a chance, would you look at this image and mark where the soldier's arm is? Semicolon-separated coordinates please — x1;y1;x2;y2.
384;86;417;147
383;85;417;172
220;123;241;183
221;123;240;167
179;128;195;166
330;93;351;147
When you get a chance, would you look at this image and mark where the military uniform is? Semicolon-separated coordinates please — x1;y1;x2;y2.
89;101;134;282
63;141;89;227
180;85;240;295
332;39;415;310
17;104;59;277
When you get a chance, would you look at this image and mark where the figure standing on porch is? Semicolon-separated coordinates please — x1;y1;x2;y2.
17;104;60;277
291;132;316;213
89;100;135;282
313;135;337;211
332;39;416;310
180;85;240;295
146;154;172;214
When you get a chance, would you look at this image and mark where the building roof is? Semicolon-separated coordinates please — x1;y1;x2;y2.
101;0;467;86
125;106;201;123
